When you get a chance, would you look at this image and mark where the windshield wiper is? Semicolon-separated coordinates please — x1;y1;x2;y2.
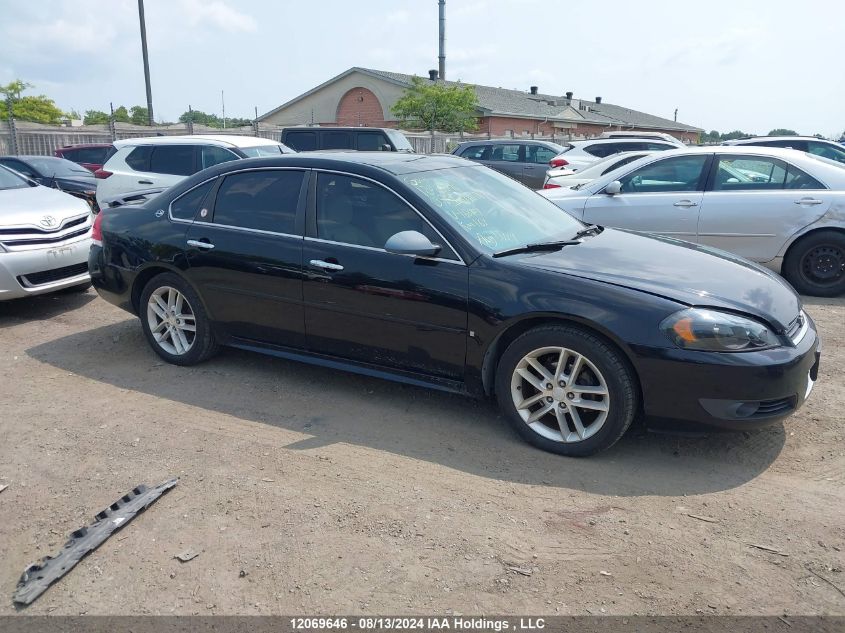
572;224;604;239
492;240;582;258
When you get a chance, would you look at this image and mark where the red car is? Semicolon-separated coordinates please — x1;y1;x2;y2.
54;143;116;173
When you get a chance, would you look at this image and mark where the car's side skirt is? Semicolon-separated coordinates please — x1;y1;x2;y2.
227;338;469;396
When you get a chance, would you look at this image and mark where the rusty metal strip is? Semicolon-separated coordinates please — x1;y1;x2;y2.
13;478;178;606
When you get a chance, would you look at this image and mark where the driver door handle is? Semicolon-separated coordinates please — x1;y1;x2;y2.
187;239;214;250
310;259;344;272
673;200;699;208
138;179;154;185
794;198;823;205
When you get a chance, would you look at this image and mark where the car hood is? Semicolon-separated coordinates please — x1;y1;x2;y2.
0;184;92;226
53;175;96;191
519;228;800;331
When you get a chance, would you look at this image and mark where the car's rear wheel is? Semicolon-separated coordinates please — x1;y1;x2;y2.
783;231;845;297
139;273;217;366
495;325;638;456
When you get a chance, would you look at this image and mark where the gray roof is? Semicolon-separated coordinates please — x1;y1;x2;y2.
360;68;702;133
258;66;702;133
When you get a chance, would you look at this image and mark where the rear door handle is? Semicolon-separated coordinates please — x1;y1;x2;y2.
673;200;699;208
794;198;823;205
310;259;344;272
187;239;214;250
138;179;154;185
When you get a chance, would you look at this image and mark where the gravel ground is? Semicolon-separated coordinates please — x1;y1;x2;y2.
0;290;843;615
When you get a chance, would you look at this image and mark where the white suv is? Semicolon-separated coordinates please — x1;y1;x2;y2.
95;135;293;208
722;136;845;165
549;138;682;171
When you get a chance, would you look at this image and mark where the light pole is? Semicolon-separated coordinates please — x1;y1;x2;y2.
138;0;154;125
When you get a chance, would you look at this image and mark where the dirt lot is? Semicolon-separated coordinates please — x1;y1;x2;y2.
0;290;843;616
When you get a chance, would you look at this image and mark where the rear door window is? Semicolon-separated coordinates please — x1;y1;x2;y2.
459;145;491;160
285;131;317;151
807;141;845;165
490;144;521;162
212;170;304;234
170;180;215;221
321;131;353;150
125;146;153;171
75;147;111;164
584;143;619;158
149;145;197;176
526;145;559;164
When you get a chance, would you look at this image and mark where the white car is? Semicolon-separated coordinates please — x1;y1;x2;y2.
540;145;845;296
95;135;293;208
723;136;845;166
0;165;93;300
542;151;657;190
548;138;682;172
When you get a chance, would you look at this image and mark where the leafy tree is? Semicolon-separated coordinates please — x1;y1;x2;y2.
700;130;721;143
83;110;110;125
130;105;149;125
768;128;797;136
392;76;479;132
0;79;65;124
179;109;221;127
113;106;131;123
720;130;751;141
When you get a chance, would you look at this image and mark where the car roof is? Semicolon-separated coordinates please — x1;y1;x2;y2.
284;126;394;133
571;138;678;146
113;135;282;149
457;139;563;147
724;136;829;144
57;143;113;149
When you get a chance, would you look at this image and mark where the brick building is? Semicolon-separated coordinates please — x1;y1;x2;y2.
259;67;702;143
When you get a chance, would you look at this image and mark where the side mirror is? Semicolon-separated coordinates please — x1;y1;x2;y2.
384;230;441;257
604;180;622;195
381;144;392;152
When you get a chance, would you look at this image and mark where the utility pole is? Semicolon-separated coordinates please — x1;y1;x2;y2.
137;0;154;125
674;108;678;122
221;90;226;129
438;0;446;81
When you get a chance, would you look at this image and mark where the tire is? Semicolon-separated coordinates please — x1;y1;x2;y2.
139;272;218;366
782;231;845;297
494;325;638;457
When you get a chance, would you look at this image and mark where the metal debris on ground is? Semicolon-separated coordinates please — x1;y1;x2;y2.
506;565;533;576
175;549;199;563
13;478;178;606
0;484;7;494
748;543;790;556
686;513;719;523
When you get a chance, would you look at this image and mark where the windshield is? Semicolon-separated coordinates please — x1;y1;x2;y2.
0;165;30;190
386;130;414;152
24;157;92;177
398;165;584;253
240;144;292;157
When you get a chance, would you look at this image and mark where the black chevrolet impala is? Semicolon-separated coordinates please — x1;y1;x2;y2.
89;153;821;456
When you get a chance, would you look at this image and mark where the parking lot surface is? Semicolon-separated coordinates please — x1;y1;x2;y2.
1;291;843;615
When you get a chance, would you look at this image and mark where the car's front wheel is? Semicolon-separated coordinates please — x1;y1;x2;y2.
495;325;638;456
139;273;218;366
783;230;845;297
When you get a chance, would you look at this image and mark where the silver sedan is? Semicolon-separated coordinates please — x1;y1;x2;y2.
0;165;93;300
540;145;845;296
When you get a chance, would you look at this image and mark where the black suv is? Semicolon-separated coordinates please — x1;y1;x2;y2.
281;127;414;153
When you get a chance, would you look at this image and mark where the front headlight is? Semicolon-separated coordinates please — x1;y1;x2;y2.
660;308;778;352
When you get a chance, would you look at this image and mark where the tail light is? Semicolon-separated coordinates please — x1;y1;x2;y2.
543;183;562;189
549;157;569;168
91;210;104;246
94;168;112;179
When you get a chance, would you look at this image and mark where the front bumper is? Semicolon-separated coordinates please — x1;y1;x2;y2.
0;236;92;300
634;315;821;430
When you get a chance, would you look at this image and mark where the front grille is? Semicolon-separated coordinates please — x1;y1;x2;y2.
0;215;88;237
2;227;90;248
753;396;796;418
19;262;89;287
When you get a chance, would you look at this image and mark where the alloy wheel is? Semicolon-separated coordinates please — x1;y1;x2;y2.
146;286;197;356
510;346;610;443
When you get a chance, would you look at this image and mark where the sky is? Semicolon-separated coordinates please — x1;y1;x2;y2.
1;0;843;136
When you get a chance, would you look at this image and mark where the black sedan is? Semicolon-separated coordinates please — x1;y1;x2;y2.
89;153;821;456
0;155;98;211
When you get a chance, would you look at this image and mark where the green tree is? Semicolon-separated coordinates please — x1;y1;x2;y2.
130;105;149;125
179;109;222;127
113;106;131;123
720;130;751;141
700;129;721;143
0;79;65;124
768;128;797;136
392;76;479;132
83;110;110;125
